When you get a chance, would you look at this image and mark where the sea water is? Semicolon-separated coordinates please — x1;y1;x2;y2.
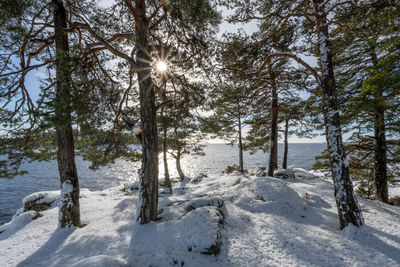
0;143;326;225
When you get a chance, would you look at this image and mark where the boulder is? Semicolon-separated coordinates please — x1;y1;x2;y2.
184;196;224;211
128;181;140;191
181;206;224;255
128;201;225;265
159;187;172;195
389;196;400;206
22;191;60;213
274;168;295;179
71;255;127;267
191;173;207;183
293;168;319;179
0;211;37;237
249;167;267;177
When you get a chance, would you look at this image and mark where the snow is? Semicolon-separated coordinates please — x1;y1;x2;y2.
390;183;400;199
59;181;76;226
70;255;126;267
1;169;400;266
0;211;37;240
22;191;60;206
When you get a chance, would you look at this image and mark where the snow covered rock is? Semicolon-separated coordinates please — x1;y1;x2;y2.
274;168;295;179
22;190;60;213
389;196;400;206
70;255;127;267
0;211;37;238
248;167;267;177
235;177;307;218
180;206;223;255
159;187;172;195
192;173;207;183
293;168;319;179
128;181;140;191
128;205;224;265
184;196;224;211
0;191;59;239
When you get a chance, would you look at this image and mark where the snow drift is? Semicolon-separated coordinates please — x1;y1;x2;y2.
1;168;400;266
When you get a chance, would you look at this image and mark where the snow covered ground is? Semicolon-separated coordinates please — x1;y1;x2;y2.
1;169;400;266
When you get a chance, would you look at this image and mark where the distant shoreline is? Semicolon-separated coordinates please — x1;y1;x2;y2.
200;142;328;145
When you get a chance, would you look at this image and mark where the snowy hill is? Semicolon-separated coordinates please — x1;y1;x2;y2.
1;169;400;266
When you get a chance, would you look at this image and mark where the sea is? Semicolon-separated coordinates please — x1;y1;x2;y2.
0;143;326;226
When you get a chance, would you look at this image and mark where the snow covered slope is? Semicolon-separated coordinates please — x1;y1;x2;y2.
1;170;399;266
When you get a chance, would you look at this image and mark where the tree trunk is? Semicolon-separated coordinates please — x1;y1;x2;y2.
370;49;388;203
268;63;279;177
135;0;158;224
313;0;363;229
374;90;388;203
162;121;171;186
238;115;244;173
283;119;289;169
176;148;185;181
52;0;80;228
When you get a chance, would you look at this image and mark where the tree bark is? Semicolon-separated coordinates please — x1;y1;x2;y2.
268;63;279;176
52;0;80;228
313;0;363;229
374;88;388;203
374;105;388;202
238;115;244;173
162;122;171;186
370;49;388;203
176;148;185;181
283;119;289;169
135;0;159;224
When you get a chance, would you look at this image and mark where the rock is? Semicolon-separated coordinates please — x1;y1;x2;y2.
191;176;202;183
180;206;224;255
192;173;207;183
248;167;267;177
128;181;140;191
159;187;172;195
0;211;37;237
256;170;267;177
184;196;224;211
71;255;127;267
22;191;60;213
274;169;295;179
128;205;225;265
235;177;307;217
389;196;400;206
293;168;319;179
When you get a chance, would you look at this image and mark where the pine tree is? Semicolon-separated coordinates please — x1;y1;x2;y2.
218;0;365;229
0;0;139;226
52;0;80;228
70;0;220;223
206;73;254;173
332;1;400;203
0;0;83;227
279;97;310;169
160;79;207;181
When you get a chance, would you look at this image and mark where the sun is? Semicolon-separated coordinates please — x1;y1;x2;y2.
156;61;167;72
